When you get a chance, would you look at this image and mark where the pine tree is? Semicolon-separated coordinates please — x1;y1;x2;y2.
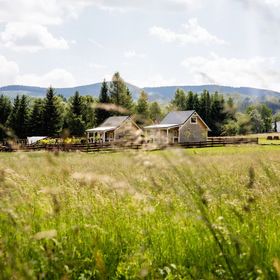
16;95;30;138
96;80;111;125
109;72;134;114
7;95;21;137
110;72;125;106
193;93;200;112
124;88;134;112
29;99;44;136
136;91;150;125
210;92;227;135
82;96;96;129
43;87;62;137
186;91;194;110
0;95;12;140
0;95;12;124
171;89;187;110
71;91;83;116
7;95;29;138
149;101;162;123
68;115;86;136
67;91;86;136
199;90;211;122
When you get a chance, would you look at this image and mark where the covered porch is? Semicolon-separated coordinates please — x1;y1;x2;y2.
145;124;180;144
86;127;115;143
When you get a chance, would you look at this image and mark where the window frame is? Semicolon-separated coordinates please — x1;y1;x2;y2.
190;116;197;124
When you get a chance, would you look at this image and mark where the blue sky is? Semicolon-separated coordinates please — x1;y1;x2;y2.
0;0;280;90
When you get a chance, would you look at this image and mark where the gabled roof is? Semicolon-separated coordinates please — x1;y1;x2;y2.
86;116;130;133
160;111;195;125
144;110;211;131
99;116;129;128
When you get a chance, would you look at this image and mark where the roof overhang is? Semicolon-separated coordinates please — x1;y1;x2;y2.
86;126;116;133
144;124;180;130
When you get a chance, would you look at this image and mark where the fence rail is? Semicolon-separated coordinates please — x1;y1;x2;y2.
178;137;258;148
0;137;259;153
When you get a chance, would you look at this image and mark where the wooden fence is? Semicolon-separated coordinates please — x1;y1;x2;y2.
0;137;259;153
179;137;258;148
23;142;143;153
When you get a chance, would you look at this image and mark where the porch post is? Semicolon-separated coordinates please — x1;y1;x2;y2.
167;129;169;144
102;132;106;143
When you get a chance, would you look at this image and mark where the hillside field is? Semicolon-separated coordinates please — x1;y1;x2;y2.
1;146;280;279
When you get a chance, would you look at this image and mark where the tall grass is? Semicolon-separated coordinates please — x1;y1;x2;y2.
0;146;280;279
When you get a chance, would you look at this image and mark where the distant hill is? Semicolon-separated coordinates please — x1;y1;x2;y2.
143;85;280;101
0;83;142;99
1;83;280;111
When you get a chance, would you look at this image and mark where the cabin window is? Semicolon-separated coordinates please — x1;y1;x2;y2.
191;117;197;124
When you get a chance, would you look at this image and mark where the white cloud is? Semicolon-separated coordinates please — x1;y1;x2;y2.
88;39;104;48
90;63;107;69
124;50;146;59
0;0;93;25
0;0;91;52
182;54;280;91
263;0;280;7
0;0;89;52
239;0;280;9
150;18;226;45
90;0;201;12
17;68;76;87
237;0;280;22
0;55;76;87
0;0;200;23
1;22;69;52
0;55;20;85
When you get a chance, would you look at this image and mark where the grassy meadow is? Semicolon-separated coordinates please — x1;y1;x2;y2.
1;146;280;279
237;132;280;145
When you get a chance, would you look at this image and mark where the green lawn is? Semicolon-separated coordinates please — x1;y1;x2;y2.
236;132;280;145
1;146;280;279
258;138;280;145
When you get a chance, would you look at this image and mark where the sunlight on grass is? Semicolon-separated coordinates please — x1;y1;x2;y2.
0;146;280;279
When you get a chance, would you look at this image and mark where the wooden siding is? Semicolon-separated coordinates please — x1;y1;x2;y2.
114;119;141;141
179;114;208;143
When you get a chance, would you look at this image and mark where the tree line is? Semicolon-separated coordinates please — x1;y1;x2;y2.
0;72;276;141
0;72;163;140
170;88;274;136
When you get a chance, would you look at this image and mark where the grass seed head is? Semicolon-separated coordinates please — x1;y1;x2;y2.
33;230;57;240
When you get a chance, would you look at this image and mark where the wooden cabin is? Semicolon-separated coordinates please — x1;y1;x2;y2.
144;110;210;144
86;116;142;143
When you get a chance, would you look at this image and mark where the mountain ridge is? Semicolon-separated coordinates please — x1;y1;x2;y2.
1;83;279;104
